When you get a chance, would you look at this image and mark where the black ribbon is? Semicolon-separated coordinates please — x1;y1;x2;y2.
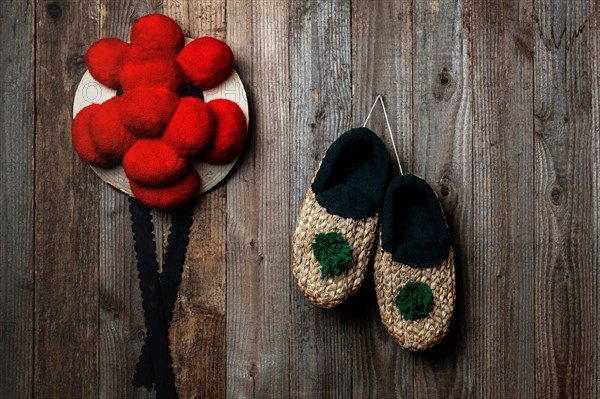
129;197;196;398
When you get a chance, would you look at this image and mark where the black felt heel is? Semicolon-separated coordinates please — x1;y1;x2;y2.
381;174;451;268
311;127;390;219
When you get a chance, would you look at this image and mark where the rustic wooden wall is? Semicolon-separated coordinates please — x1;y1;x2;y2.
1;0;599;397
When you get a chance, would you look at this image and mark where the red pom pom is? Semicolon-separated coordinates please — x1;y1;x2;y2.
120;88;179;137
120;58;184;92
177;37;234;90
88;98;137;161
162;98;215;157
130;169;201;209
123;139;188;186
85;38;130;89
202;99;247;164
130;14;184;56
71;104;115;168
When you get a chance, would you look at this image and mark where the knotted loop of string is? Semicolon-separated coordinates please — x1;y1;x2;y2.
363;95;403;175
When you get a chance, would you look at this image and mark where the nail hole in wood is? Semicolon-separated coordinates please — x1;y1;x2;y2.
440;185;450;197
551;186;562;206
439;68;450;85
46;3;62;19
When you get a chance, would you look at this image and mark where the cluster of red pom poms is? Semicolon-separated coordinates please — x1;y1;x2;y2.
71;14;247;209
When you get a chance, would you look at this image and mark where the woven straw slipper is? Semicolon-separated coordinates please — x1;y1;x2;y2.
374;174;455;350
292;128;390;308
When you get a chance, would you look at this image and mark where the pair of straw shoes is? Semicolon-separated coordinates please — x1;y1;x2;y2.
292;127;455;351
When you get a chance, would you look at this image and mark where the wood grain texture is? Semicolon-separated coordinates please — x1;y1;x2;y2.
412;0;474;397
163;2;228;398
173;2;228;394
288;1;354;398
96;2;156;398
472;1;535;398
590;2;600;398
226;0;291;397
169;189;227;399
4;1;600;398
350;0;414;397
34;0;100;397
0;1;35;397
534;0;596;397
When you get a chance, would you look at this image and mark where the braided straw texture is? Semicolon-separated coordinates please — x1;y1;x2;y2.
374;245;455;350
292;189;379;308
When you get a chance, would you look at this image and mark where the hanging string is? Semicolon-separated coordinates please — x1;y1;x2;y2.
363;95;403;175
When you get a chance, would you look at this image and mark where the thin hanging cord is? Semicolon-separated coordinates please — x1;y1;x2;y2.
379;98;403;175
363;96;380;128
363;95;403;175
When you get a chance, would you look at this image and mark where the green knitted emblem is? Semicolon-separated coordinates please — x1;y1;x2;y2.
395;281;434;320
312;232;352;279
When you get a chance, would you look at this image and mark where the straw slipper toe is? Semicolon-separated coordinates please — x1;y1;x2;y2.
292;128;390;308
374;174;455;350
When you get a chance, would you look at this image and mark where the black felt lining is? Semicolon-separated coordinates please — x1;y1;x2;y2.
311;127;390;219
381;174;451;268
130;198;197;398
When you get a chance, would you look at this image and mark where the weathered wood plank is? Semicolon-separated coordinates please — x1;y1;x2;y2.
350;0;414;397
34;0;100;397
188;0;226;40
162;2;228;397
533;1;596;397
96;2;157;398
98;188;149;399
412;0;474;397
288;1;354;398
590;2;600;398
471;1;535;397
163;0;189;36
0;1;35;397
169;189;227;399
226;0;291;397
19;1;600;397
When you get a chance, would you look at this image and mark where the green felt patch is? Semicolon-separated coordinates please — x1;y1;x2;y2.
395;281;434;320
312;232;352;279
